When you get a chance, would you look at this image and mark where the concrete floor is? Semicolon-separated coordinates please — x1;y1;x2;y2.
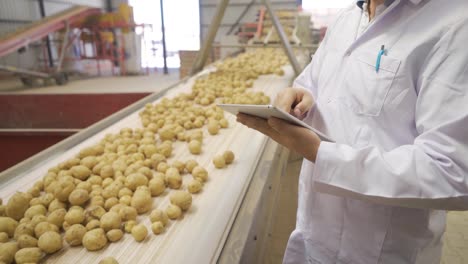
0;70;180;94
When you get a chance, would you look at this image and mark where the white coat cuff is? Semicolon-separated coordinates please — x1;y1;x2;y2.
312;141;335;184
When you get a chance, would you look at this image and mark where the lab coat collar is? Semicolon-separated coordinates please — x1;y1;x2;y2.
356;0;423;9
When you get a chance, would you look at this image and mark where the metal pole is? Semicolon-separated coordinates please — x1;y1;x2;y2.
262;0;302;76
160;0;168;74
226;0;256;35
56;22;70;73
191;0;230;75
38;0;54;68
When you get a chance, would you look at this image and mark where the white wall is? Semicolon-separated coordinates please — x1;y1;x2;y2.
0;0;105;69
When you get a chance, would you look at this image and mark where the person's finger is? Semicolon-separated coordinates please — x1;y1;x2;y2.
274;88;296;113
292;91;313;118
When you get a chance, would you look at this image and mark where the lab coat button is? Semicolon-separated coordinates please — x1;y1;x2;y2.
345;51;351;56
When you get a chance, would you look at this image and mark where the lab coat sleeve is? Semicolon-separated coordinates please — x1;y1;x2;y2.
312;19;468;210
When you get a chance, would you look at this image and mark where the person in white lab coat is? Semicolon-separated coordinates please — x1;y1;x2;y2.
237;0;468;263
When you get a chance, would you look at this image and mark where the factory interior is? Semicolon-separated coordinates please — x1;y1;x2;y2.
0;0;467;263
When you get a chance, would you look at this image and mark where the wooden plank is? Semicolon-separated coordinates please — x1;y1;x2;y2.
0;65;294;263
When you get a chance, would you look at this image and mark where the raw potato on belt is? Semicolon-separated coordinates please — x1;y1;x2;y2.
0;48;288;261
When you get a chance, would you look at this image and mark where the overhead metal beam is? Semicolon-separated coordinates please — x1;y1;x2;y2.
160;0;168;74
262;0;302;76
200;1;293;7
191;0;230;75
226;0;256;35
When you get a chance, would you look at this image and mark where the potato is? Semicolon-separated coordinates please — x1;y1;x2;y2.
100;165;114;178
207;120;220;135
79;146;103;159
169;191;192;211
65;224;87;246
125;173;148;191
64;207;85;225
45;208;65;228
106;229;123;242
151;222;164;235
34;222;59;238
0;232;8;243
223;150;235;164
0;205;5;216
104;197;119;211
149;210;168;227
165;168;182;189
119;195;132;206
212;155;226;169
219;118;229;128
28;186;41;197
30;215;47;228
185;159;198;173
6;192;30;220
138;167;153;179
38;231;62;253
48;199;66;212
86;219;101;231
188;179;202;194
68;189;90;206
81;156;98;169
100;212;121;232
90;196;105;207
17;234;38;248
146;178;164;197
156;162;169;173
150;153;166;169
0;217;18;237
118;188;133;198
166;204;182;220
0;241;18;264
13;223;34;240
171;161;185;174
14;247;42;264
83;228;108;251
119;206;137;222
124;220;137;233
131;189;152;214
99;256;119;264
188;140;202;154
71;165;92;180
86;205;106;220
131;224;148;242
54;179;76;202
192;166;208;182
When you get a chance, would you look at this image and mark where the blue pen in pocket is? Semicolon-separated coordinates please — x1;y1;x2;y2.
376;45;385;72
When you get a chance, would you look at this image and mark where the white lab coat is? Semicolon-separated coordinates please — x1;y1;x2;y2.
283;0;468;263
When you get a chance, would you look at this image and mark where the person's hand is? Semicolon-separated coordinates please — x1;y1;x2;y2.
237;114;321;162
274;87;314;120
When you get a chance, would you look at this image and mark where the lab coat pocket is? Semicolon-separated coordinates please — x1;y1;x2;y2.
341;51;401;116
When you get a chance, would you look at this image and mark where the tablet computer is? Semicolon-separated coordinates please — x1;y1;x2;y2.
218;103;334;142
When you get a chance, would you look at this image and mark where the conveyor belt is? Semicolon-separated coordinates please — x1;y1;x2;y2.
0;6;100;58
0;65;294;263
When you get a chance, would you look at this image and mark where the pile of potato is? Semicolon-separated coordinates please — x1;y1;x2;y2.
0;49;288;263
